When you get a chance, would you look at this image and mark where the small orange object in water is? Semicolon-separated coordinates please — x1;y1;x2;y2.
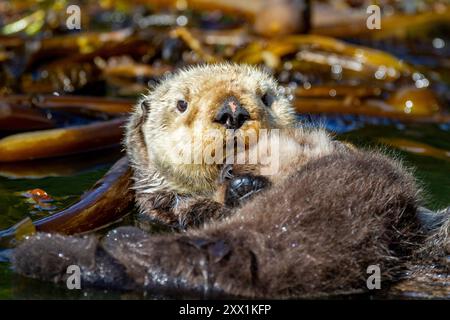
23;188;53;202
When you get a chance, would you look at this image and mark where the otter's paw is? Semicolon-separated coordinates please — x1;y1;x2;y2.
12;233;98;282
225;175;269;207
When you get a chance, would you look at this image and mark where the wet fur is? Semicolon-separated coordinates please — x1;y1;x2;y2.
11;64;449;298
13;150;432;298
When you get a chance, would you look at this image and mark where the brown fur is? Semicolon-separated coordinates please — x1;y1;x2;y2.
11;64;449;298
13;149;427;298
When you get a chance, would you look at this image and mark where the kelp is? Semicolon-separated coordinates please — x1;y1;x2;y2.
293;86;446;120
231;34;449;121
0;118;125;162
1;10;46;36
1;3;447;124
386;87;441;116
2;95;133;115
0;157;133;247
21;34;158;94
0;147;122;179
234;34;413;78
147;0;308;36
169;27;219;63
102;60;173;96
33;156;133;234
192;27;251;47
0;218;35;248
293;99;450;123
0;103;55;131
35;28;134;57
379;138;450;162
314;7;450;40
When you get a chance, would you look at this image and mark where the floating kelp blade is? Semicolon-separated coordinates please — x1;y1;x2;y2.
33;156;134;234
234;34;413;77
293;99;450;123
2;95;134;115
0;103;55;131
21;36;156;94
27;28;134;65
170;27;219;63
151;0;307;36
387;87;441;116
1;10;45;36
0;147;122;179
0;217;35;248
379;138;450;161
0;157;133;247
0;118;126;162
102;63;173;96
314;7;450;39
295;85;382;99
292;84;448;122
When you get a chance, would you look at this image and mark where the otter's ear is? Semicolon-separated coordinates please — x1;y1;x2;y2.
126;99;150;132
139;99;151;124
130;99;150;129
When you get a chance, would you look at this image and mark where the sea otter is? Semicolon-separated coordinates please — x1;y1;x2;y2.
11;63;449;298
123;63;299;228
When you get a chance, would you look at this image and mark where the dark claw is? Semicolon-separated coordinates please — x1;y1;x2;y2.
219;164;234;183
225;175;269;207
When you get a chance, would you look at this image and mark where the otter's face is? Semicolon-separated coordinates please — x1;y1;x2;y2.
134;64;296;195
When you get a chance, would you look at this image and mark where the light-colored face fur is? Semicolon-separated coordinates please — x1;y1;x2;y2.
125;63;296;195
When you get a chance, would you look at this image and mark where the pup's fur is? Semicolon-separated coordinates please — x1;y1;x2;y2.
13;149;426;298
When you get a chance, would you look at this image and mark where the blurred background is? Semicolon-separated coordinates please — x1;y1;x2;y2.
0;0;449;298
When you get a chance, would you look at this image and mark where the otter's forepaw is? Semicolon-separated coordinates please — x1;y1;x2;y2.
219;163;261;183
225;175;269;207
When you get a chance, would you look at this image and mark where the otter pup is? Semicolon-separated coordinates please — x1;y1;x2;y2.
124;63;298;228
11;64;448;298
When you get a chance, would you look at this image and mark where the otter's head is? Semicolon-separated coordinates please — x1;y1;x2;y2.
125;63;296;195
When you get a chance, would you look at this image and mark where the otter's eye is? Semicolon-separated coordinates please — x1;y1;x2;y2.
176;100;188;113
261;93;274;107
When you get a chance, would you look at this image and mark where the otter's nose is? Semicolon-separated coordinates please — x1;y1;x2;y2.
214;96;250;129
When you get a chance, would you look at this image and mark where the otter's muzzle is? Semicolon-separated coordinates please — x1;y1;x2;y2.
214;96;250;129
